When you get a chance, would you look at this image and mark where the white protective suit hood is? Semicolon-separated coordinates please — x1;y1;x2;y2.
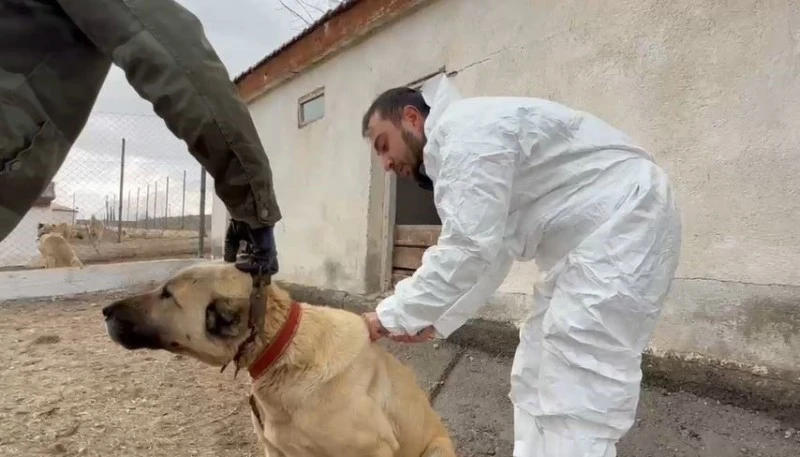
375;74;682;457
420;73;462;135
406;74;462;191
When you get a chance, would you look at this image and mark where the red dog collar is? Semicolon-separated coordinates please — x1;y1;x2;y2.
248;301;303;380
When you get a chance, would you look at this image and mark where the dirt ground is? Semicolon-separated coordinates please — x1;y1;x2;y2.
1;290;799;457
0;290;260;457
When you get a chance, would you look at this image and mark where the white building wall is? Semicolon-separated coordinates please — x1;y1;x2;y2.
50;209;75;225
245;71;377;293
239;0;800;373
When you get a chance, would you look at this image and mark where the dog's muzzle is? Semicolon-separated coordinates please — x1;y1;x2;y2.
102;301;163;350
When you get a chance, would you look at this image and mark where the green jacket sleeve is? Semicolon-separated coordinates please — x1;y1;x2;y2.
54;0;281;227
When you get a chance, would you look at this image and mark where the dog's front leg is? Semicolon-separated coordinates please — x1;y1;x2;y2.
250;415;285;457
262;440;286;457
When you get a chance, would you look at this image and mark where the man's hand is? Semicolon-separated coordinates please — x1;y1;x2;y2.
223;219;278;276
361;311;436;343
362;312;389;342
389;326;436;343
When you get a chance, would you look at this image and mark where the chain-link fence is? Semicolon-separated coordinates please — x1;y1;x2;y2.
0;112;214;270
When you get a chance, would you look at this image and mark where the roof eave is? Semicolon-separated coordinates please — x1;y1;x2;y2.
234;0;434;104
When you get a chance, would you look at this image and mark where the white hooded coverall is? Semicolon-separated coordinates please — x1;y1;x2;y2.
375;74;682;457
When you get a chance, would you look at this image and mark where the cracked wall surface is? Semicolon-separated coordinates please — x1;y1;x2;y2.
241;0;800;374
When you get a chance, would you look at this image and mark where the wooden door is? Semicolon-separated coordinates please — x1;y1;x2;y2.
391;224;441;287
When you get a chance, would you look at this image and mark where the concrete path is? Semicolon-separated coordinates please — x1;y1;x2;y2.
380;340;799;457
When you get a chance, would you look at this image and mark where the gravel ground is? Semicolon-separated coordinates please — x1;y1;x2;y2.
434;350;800;457
0;291;260;457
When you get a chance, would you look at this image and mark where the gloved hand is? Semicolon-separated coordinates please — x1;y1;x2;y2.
223;219;279;277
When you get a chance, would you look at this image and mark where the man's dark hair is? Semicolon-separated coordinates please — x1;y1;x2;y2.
361;87;430;137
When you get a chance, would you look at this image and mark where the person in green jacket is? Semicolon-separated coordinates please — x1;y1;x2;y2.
0;0;279;277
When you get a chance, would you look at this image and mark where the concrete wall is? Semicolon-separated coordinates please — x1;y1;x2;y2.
0;258;205;301
235;0;800;374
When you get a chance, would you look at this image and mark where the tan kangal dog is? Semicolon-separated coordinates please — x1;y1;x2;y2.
87;215;104;240
37;232;82;268
102;261;456;457
37;222;74;239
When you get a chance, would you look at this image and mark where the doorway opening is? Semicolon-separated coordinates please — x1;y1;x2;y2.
387;68;447;289
390;176;441;287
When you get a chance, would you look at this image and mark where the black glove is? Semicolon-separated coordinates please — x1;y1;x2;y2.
223;220;244;263
223;219;279;277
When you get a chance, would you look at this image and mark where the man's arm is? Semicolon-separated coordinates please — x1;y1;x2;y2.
376;124;519;339
54;0;280;228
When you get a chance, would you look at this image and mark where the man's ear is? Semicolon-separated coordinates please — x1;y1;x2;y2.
402;105;423;128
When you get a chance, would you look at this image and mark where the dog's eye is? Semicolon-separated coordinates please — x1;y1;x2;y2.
205;301;240;338
160;287;172;300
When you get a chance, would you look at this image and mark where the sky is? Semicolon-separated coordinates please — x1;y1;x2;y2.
53;0;337;223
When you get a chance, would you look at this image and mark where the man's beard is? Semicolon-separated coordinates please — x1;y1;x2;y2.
401;129;434;191
401;128;428;184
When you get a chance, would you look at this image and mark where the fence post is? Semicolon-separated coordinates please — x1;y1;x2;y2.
72;193;76;225
165;176;169;230
181;170;186;230
135;187;140;229
154;181;158;231
118;138;125;243
105;195;109;223
198;168;206;257
145;184;150;230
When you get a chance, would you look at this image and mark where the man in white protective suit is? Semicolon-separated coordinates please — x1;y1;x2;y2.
360;74;682;457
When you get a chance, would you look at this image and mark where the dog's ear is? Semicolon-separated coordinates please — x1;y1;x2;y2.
205;299;243;338
37;223;44;229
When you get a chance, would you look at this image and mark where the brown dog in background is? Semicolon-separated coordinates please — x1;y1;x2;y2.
102;261;456;457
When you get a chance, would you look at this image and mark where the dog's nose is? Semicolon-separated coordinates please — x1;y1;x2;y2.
102;301;123;318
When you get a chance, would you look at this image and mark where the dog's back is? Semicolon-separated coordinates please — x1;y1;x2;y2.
249;300;456;457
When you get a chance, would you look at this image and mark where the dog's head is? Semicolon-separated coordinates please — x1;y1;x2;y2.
101;261;264;366
37;223;54;239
